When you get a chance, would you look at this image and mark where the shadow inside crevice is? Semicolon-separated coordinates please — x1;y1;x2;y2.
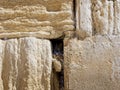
51;39;64;90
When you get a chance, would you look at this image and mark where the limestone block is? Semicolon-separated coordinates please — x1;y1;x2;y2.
0;40;5;90
1;37;52;90
76;0;92;38
0;0;74;39
114;0;120;34
92;0;114;35
108;1;114;35
64;35;120;90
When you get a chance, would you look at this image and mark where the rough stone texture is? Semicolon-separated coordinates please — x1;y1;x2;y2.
0;37;52;90
108;1;114;35
114;0;120;34
64;35;120;90
53;59;62;72
0;0;74;39
0;40;5;90
64;0;120;90
76;0;92;38
0;0;120;90
76;0;120;38
92;0;109;35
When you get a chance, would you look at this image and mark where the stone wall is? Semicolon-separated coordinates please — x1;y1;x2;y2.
0;0;120;90
0;37;52;90
64;36;120;90
76;0;120;37
64;0;120;90
0;0;74;39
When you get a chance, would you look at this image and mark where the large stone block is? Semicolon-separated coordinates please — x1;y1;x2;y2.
92;0;114;35
0;40;5;90
64;35;120;90
0;0;74;39
76;0;92;38
0;37;52;90
76;0;116;38
114;0;120;34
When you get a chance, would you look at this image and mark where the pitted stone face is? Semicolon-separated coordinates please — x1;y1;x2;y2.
0;0;74;39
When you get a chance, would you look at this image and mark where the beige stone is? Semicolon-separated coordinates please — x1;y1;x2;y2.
0;40;5;90
92;0;109;35
64;35;120;90
76;0;115;38
53;59;62;72
108;1;114;35
76;0;92;38
1;37;52;90
114;0;120;34
92;0;119;35
0;0;120;90
0;0;74;39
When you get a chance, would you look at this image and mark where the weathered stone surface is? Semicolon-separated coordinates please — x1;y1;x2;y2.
0;0;74;39
114;0;120;34
53;59;62;72
0;37;52;90
64;35;120;90
92;0;109;35
108;1;114;35
0;40;5;90
76;0;92;38
76;0;120;38
0;0;120;90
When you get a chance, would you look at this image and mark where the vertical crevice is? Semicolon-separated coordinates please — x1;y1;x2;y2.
73;0;76;30
51;39;64;90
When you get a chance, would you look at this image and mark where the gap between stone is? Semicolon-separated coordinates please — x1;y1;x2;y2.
51;39;64;90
